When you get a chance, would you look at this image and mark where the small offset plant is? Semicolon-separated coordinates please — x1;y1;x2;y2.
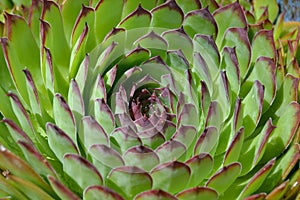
0;0;299;199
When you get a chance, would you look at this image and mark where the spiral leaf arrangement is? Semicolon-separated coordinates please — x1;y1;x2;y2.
0;0;299;199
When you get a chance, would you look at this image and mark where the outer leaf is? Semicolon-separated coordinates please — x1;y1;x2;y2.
151;161;191;194
48;176;80;200
183;8;217;39
63;154;103;190
150;0;184;29
46;123;79;163
213;2;247;46
176;187;218;200
251;30;276;64
79;116;108;151
95;0;123;42
107;166;152;199
123;145;160;172
135;190;177;200
238;159;276;199
5;175;55;200
83;186;124;200
206;162;241;194
53;94;76;143
186;154;214;187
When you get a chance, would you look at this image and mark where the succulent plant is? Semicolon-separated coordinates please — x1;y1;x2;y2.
0;0;299;199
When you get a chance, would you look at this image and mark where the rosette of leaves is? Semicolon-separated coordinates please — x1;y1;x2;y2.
0;0;299;199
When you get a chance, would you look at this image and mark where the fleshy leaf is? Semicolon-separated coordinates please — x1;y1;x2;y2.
83;186;124;200
135;189;176;200
251;29;276;64
123;145;159;172
221;28;251;80
46;123;79;163
79;116;108;151
89;144;125;169
242;81;264;138
155;139;186;163
48;176;80;200
176;187;218;200
238;159;276;199
206;162;241;194
107;166;152;199
63;154;103;190
94;0;123;42
53;94;76;143
0;148;52;197
183;8;217;39
119;5;151;29
239;118;275;175
242;57;276;112
194;126;219;154
223;127;244;165
150;0;184;29
186;154;214;187
213;2;247;46
151;161;191;194
94;98;115;134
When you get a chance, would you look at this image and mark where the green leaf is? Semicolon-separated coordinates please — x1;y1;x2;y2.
151;161;191;194
238;159;276;199
186;154;214;187
119;5;151;29
0;175;29;200
53;94;76;143
95;0;123;42
23;69;41;115
163;29;193;62
71;5;96;52
155;140;186;163
63;154;103;190
79;116;108;151
61;0;90;40
242;81;264;138
94;99;115;134
112;126;141;153
107;166;152;199
213;2;247;47
253;0;279;22
135;190;176;200
262;102;300;163
48;176;81;200
69;23;89;80
18;140;57;181
238;119;275;175
223;127;244;165
150;0;184;29
4;13;40;90
5;175;55;200
251;29;276;64
242;57;276;112
175;0;201;14
122;0;156;19
46;123;79;163
83;186;124;200
123;146;159;172
89;144;124;169
206;162;241;194
183;8;217;39
193;34;220;81
221;28;251;80
41;1;70;80
0;147;47;185
194;126;219;155
176;187;218;200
